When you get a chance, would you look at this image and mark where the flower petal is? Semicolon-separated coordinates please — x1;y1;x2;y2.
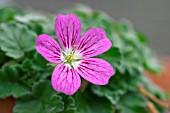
55;14;81;49
76;58;114;85
77;28;112;58
51;64;81;95
36;34;62;63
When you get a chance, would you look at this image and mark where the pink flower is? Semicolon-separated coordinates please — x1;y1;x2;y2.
36;14;115;95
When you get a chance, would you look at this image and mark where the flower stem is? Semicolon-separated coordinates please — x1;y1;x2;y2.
147;101;159;113
80;79;88;92
138;86;169;110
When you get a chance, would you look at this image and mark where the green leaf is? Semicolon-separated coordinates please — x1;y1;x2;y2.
0;7;23;23
122;47;144;75
60;96;77;113
117;93;148;113
0;22;37;59
20;58;52;87
14;13;48;24
22;59;33;71
14;80;64;113
136;32;148;45
0;65;28;98
0;50;8;66
142;47;163;74
33;52;48;70
74;90;115;113
14;12;55;35
91;85;120;105
91;73;147;105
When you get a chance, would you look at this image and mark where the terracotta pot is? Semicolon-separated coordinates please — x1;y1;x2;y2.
0;57;170;113
0;97;16;113
146;57;170;94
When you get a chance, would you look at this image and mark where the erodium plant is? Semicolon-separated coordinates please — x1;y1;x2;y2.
0;6;168;113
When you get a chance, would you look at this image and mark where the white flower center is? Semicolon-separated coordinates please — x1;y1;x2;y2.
61;49;82;69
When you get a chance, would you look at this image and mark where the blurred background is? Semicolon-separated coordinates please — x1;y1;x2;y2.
0;0;170;55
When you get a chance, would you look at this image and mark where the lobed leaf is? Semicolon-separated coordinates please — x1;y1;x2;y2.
0;65;28;98
14;80;64;113
0;23;37;59
74;90;115;113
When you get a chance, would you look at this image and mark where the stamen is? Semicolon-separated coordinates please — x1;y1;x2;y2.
62;49;82;69
73;58;84;62
71;49;75;54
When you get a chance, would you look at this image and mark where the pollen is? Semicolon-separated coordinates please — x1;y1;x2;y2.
61;49;82;69
65;52;75;63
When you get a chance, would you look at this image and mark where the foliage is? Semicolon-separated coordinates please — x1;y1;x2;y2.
0;5;168;113
14;80;64;113
0;23;37;58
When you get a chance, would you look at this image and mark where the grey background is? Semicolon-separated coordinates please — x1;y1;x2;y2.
1;0;170;55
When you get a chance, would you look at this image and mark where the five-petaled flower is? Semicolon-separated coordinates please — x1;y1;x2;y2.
36;14;115;95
